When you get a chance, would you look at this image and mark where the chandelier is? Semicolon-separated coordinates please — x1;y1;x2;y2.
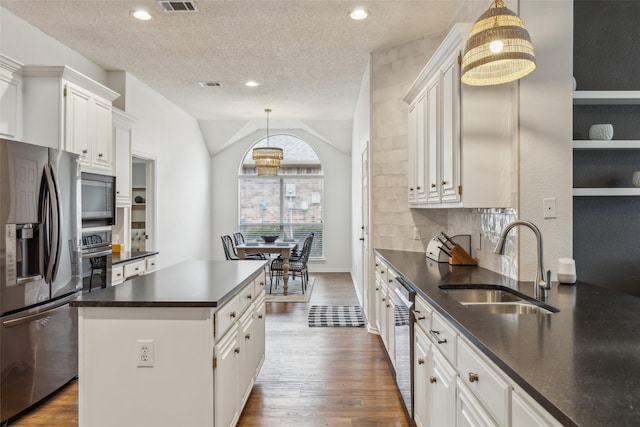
461;0;536;86
252;108;283;176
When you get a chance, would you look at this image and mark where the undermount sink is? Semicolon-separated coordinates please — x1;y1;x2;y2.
439;285;559;315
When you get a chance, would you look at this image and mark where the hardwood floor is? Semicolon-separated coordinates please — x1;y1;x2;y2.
9;273;411;427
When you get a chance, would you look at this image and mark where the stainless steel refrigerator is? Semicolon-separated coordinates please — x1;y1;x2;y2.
0;138;82;423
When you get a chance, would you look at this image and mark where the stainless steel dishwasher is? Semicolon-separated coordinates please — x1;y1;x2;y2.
393;275;415;417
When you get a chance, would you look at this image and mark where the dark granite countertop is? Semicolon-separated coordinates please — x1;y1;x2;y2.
71;260;266;308
112;250;159;265
375;249;640;427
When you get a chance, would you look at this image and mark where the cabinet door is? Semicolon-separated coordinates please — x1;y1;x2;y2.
91;97;113;172
413;327;430;427
425;74;440;203
239;310;255;405
379;284;389;349
415;94;427;203
456;378;498;427
114;119;132;205
428;348;456;427
408;103;418;205
215;324;239;427
385;291;395;367
0;60;22;140
252;298;266;377
512;389;563;427
65;83;91;166
440;51;461;203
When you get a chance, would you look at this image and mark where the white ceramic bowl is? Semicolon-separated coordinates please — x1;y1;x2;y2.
589;124;614;140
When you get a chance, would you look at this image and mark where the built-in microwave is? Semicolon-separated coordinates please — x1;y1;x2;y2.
81;172;116;226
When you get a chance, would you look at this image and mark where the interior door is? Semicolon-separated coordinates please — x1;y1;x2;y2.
361;143;369;317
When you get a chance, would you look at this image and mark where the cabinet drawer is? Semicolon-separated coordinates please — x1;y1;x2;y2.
429;311;457;365
215;294;240;338
254;272;266;296
239;281;256;313
145;256;157;273
375;257;387;282
457;337;509;426
112;265;124;285
414;295;433;334
123;260;145;279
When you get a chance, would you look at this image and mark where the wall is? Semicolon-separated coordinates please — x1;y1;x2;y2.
1;8;212;269
368;0;573;281
210;125;351;272
573;0;640;296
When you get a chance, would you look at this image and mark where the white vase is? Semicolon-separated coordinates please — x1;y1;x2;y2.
633;171;640;188
589;124;614;140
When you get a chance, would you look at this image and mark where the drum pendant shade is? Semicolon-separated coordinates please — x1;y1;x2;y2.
252;109;283;176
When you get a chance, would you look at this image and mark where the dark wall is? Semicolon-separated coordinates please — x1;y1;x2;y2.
573;1;640;297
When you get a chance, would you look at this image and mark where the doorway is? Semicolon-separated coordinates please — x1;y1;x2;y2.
131;154;156;251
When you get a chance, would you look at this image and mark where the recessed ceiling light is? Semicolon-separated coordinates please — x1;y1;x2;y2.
349;8;368;20
131;9;153;21
245;81;259;87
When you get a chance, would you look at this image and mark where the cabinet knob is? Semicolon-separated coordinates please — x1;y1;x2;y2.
245;333;251;340
431;183;436;188
258;314;263;319
259;281;264;287
116;190;120;194
417;315;426;320
442;180;447;185
234;347;240;354
375;287;379;291
82;149;88;154
247;294;252;299
418;358;425;365
409;188;414;191
382;298;386;302
469;372;479;383
430;376;437;384
230;311;236;318
388;279;392;283
386;304;390;308
417;186;421;190
98;152;103;157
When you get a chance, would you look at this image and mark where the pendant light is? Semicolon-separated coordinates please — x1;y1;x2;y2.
461;0;536;86
252;108;283;176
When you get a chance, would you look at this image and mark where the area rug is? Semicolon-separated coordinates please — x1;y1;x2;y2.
265;276;315;302
308;305;365;327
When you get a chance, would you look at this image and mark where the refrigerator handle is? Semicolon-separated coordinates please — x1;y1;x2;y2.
42;164;61;284
2;302;69;328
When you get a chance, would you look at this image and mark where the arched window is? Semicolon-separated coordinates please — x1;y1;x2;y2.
238;134;324;258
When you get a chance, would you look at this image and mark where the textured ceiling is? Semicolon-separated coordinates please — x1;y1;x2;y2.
1;0;463;121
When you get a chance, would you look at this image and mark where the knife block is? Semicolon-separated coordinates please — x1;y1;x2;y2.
449;244;478;266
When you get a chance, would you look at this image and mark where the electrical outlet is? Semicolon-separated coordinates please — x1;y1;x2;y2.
543;198;557;218
413;227;420;240
136;339;154;367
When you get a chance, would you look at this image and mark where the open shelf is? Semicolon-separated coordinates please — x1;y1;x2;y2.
573;91;640;105
573;188;640;197
573;140;640;149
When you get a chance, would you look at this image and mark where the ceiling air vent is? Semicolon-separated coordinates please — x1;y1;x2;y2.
198;82;222;87
158;1;198;12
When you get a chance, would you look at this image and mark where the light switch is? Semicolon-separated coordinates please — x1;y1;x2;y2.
543;198;557;218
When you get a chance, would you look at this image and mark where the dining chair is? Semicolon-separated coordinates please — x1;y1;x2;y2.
270;233;314;294
82;234;103;291
221;235;240;260
233;232;245;246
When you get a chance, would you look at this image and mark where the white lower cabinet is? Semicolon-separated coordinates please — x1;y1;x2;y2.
215;273;266;427
457;378;499;427
512;388;563;427
215;323;240;427
111;265;124;285
412;295;559;427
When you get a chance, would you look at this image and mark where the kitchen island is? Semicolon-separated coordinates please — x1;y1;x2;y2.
375;249;640;427
70;260;267;427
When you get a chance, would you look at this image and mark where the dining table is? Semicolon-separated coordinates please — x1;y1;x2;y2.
235;241;298;295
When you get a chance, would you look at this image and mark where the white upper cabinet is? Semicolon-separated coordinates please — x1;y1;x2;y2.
0;55;24;141
404;23;515;209
113;108;136;206
22;65;119;174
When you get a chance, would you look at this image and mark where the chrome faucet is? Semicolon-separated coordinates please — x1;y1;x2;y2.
494;220;552;300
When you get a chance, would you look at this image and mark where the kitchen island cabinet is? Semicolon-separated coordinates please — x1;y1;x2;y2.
70;260;267;427
375;249;640;427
